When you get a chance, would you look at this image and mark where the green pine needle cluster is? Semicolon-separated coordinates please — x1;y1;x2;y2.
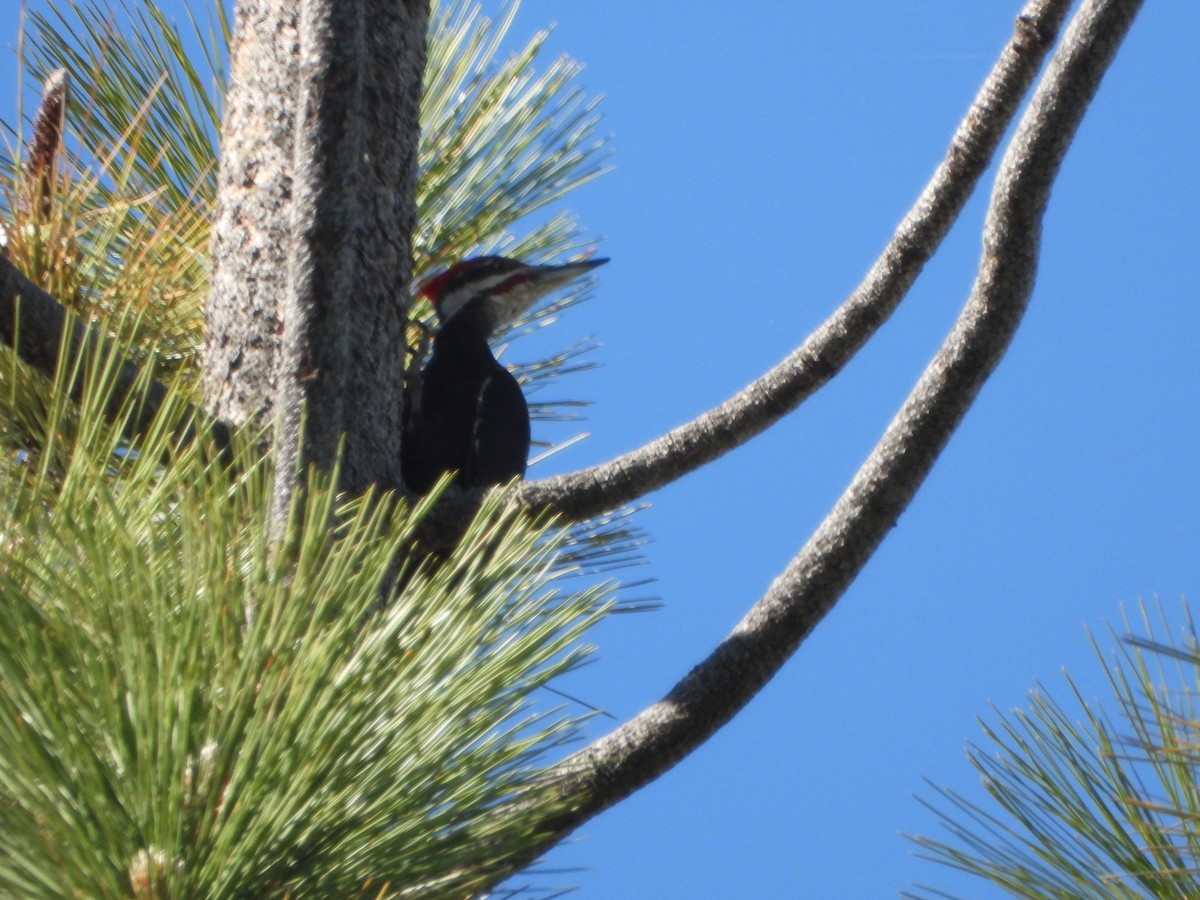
0;319;612;897
909;601;1200;899
0;0;626;895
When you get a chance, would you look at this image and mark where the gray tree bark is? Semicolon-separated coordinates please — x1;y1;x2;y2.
206;0;428;520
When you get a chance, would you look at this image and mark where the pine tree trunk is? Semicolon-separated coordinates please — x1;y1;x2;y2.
206;0;428;511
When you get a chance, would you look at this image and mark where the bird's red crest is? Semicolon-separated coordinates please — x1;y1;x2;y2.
415;267;456;303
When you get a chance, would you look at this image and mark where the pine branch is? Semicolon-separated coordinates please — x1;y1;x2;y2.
0;253;169;434
482;0;1145;885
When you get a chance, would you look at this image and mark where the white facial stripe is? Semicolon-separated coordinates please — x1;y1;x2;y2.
437;273;518;321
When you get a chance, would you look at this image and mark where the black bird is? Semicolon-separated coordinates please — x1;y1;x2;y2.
402;255;608;494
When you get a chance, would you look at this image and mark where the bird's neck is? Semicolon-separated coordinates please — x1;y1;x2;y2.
432;308;500;367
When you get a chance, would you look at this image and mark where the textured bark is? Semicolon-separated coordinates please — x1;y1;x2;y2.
486;0;1145;884
206;0;428;512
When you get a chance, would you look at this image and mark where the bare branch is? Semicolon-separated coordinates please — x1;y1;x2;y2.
517;1;1071;522
0;1;1064;558
489;0;1144;880
0;0;1062;532
0;254;153;418
0;253;229;448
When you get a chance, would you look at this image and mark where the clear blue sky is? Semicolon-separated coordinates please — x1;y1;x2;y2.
510;3;1199;895
4;2;1199;897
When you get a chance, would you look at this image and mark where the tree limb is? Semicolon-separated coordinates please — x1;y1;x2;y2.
0;252;141;412
0;253;231;450
491;0;1144;880
517;0;1071;523
0;0;1073;540
0;0;1064;530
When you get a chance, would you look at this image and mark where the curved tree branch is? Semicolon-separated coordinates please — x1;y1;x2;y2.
517;0;1071;523
491;0;1144;881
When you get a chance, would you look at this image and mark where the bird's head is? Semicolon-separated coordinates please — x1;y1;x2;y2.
417;255;608;334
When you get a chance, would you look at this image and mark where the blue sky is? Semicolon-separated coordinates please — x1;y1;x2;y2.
4;1;1199;897
506;3;1199;895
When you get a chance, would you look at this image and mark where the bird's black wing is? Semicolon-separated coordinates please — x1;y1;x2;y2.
466;365;531;488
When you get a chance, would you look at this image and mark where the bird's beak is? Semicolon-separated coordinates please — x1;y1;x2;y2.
530;257;609;290
494;258;609;327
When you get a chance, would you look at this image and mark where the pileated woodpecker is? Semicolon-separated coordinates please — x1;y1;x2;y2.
402;255;608;494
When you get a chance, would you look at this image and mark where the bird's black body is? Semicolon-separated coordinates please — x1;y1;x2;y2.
401;302;530;494
401;255;607;495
